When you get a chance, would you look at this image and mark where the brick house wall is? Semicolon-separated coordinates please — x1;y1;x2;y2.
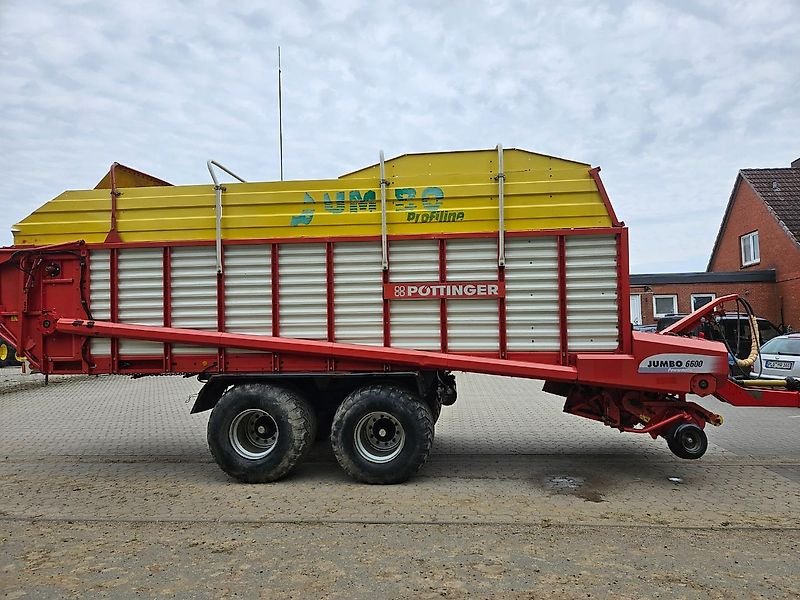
630;281;779;326
708;178;800;329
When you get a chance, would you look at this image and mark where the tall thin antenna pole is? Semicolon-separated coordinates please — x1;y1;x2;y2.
278;46;284;181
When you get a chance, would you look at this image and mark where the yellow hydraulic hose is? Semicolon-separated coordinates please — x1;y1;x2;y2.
735;315;760;368
740;379;791;388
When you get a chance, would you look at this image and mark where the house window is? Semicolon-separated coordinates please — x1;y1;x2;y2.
740;231;760;266
691;293;715;311
653;294;678;318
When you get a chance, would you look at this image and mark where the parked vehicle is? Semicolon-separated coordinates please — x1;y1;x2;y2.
0;147;797;485
753;334;800;380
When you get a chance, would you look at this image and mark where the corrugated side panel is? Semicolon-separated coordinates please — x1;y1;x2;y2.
118;248;164;355
334;241;382;345
446;238;499;351
89;250;111;356
505;237;560;351
566;235;619;350
224;245;272;350
279;243;327;339
389;239;440;350
171;246;217;354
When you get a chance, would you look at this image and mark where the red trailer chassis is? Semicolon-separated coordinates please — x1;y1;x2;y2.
0;242;797;483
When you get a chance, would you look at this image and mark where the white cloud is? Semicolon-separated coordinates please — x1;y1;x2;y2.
1;0;798;272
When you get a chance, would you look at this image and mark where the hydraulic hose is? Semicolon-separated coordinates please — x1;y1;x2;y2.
711;297;761;374
735;314;761;368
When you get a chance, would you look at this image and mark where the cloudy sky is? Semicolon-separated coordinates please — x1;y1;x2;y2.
2;0;798;272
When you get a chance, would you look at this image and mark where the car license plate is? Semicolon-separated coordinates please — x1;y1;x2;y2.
765;360;794;370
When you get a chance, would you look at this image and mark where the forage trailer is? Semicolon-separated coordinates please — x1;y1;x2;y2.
1;147;797;483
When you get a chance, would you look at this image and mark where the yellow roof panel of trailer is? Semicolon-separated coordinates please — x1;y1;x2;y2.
12;148;616;246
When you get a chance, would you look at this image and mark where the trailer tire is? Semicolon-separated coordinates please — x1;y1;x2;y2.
666;423;708;460
428;397;442;424
331;384;434;484
207;384;316;483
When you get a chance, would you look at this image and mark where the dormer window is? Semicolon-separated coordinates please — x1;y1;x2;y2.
740;231;759;267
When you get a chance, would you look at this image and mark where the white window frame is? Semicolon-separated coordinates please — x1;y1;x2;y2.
653;294;678;318
740;231;760;267
630;294;643;325
691;293;716;311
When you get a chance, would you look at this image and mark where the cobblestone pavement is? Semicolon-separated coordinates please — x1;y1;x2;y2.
1;368;798;598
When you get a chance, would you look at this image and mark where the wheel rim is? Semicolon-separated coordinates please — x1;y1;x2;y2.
679;428;702;453
0;344;7;362
229;409;279;460
354;411;405;464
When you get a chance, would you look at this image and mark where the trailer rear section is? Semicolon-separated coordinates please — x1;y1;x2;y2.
1;148;797;483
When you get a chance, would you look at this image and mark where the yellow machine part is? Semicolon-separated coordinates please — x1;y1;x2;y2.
12;148;614;246
93;163;172;190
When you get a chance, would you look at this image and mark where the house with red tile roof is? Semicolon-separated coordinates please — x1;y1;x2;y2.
630;157;800;329
707;159;800;328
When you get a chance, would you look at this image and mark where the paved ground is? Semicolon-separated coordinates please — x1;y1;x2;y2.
1;368;798;598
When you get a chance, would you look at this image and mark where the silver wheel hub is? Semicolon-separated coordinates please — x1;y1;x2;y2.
229;409;279;460
354;412;405;464
680;430;701;451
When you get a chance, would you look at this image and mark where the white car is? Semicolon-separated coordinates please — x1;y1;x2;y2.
754;334;800;380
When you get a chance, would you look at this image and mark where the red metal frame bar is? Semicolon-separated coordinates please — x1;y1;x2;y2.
660;294;739;336
620;413;687;435
715;379;800;408
326;242;335;342
16;257;30;366
163;247;172;370
0;241;93;264
56;318;580;381
326;242;336;371
216;246;226;371
109;248;119;372
79;249;91;371
74;349;571;375
617;228;632;353
270;243;280;371
383;245;391;347
439;238;447;353
271;243;280;337
80;226;626;251
557;235;568;365
588;167;622;227
498;262;507;359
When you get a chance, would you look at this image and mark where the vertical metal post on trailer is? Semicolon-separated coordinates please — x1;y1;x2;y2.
206;160;247;275
104;163;123;244
496;144;506;267
379;151;392;349
207;160;247;374
496;144;508;357
379;151;389;271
